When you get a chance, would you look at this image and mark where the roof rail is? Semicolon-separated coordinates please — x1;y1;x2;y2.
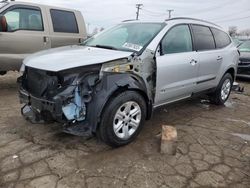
165;17;221;28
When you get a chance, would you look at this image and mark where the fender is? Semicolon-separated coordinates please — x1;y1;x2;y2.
86;72;152;132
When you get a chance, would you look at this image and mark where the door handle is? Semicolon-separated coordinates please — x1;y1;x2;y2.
217;56;223;61
43;36;49;43
79;38;84;43
190;59;197;66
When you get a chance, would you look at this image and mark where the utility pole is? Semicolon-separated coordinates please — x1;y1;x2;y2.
167;9;174;19
136;4;143;20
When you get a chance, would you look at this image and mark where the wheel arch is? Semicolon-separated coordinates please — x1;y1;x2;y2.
225;67;235;80
87;73;152;133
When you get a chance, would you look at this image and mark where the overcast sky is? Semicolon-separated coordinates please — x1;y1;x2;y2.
21;0;250;32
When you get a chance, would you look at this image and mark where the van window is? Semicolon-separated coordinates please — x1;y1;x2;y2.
50;9;78;33
211;28;231;48
161;25;193;55
4;8;43;31
192;25;215;51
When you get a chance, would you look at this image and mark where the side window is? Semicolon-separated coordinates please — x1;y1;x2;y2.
191;25;215;51
50;9;78;33
4;8;43;31
211;28;231;48
161;25;193;55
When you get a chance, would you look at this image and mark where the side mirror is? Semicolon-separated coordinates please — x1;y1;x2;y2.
0;15;7;32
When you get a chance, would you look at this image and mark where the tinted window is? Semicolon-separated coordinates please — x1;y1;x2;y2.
4;8;43;31
192;25;215;51
50;9;78;33
161;25;193;55
211;28;231;48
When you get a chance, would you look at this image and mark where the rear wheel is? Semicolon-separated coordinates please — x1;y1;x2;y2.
98;91;146;147
0;71;7;75
210;73;233;105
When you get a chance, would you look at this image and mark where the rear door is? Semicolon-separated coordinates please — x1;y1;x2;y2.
154;24;199;107
0;5;50;70
47;8;86;48
191;24;222;91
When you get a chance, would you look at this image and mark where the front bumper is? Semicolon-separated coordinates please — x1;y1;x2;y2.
19;88;63;123
19;87;92;137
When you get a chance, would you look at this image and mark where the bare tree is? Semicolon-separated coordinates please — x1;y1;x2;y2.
240;29;250;37
228;26;238;37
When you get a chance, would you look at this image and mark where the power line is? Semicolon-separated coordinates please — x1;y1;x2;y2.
212;9;250;22
142;8;166;16
141;12;166;18
215;15;250;23
136;4;143;20
180;0;237;16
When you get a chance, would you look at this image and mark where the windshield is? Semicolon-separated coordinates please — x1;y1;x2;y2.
232;38;243;47
84;23;165;52
239;41;250;52
0;2;7;9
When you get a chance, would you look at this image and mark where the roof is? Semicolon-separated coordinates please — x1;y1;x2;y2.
2;1;80;13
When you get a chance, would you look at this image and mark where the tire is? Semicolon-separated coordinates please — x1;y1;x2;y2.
210;73;233;105
98;91;146;147
0;71;7;75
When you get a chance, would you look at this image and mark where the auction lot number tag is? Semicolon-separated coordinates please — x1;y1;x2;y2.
123;43;143;51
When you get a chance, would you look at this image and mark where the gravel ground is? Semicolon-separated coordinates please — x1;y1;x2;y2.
0;72;250;188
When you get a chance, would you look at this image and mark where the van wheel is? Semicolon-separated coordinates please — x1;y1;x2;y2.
98;91;146;147
0;71;7;75
210;73;233;105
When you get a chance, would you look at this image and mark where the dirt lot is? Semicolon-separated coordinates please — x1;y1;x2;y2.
0;72;250;188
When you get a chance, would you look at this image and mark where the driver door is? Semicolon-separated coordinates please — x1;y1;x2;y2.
0;5;50;71
154;24;199;107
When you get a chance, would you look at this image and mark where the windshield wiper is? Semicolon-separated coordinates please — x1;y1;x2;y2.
94;45;118;50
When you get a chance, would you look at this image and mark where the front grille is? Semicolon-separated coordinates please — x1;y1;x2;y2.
24;68;58;98
239;58;250;65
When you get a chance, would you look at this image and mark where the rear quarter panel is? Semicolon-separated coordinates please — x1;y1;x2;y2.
216;43;239;85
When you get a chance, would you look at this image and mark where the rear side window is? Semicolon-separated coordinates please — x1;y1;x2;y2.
211;28;231;48
50;9;78;33
192;25;215;51
161;25;193;55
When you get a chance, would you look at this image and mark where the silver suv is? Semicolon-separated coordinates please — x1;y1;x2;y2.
18;18;239;147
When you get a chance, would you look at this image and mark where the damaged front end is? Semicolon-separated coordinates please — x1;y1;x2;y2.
18;54;153;137
18;65;101;136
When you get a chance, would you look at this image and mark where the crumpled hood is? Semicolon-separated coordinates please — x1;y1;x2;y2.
24;45;133;72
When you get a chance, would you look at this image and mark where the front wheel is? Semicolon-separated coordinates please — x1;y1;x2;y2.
98;91;146;147
210;73;233;105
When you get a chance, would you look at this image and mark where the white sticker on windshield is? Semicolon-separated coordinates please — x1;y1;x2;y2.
123;43;143;51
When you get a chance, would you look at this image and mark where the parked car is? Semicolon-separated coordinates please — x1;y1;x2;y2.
237;40;250;78
0;1;87;75
232;38;243;47
18;18;239;147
